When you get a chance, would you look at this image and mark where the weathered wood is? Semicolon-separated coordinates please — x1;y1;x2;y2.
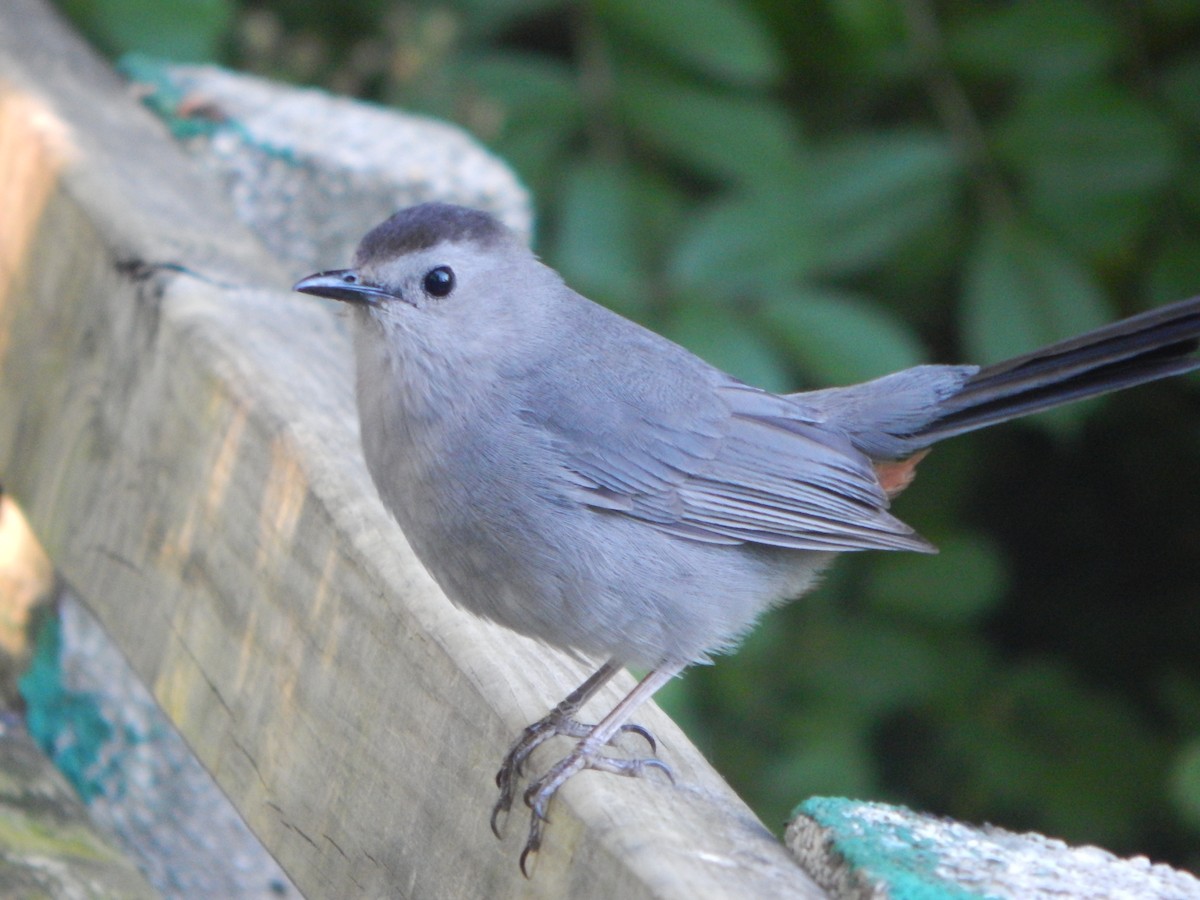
0;718;160;899
116;55;533;270
787;798;1200;899
0;498;158;899
0;1;825;896
0;497;50;707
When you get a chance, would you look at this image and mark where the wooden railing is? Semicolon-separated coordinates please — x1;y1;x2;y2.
0;1;825;896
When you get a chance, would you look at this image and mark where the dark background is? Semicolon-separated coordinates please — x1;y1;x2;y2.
55;0;1200;870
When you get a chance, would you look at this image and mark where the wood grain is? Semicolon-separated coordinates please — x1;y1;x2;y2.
0;1;826;896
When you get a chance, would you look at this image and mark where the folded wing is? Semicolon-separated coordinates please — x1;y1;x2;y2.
534;377;932;554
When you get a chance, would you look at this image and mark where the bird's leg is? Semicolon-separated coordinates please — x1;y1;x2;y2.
493;659;639;837
518;663;683;876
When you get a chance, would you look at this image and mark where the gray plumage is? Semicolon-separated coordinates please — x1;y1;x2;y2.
296;203;1200;668
294;202;1200;871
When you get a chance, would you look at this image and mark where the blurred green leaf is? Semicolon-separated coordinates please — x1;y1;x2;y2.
764;714;877;799
886;437;984;528
621;173;690;279
993;83;1179;257
826;0;905;54
963;217;1112;363
761;288;926;385
1181;164;1200;219
64;0;233;60
666;298;792;391
1160;53;1200;130
866;531;1008;624
453;0;565;39
796;616;943;713
456;53;582;133
596;0;780;87
453;54;582;200
1169;738;1200;830
963;218;1114;435
949;0;1121;86
617;64;804;187
949;661;1165;845
808;132;961;275
1145;235;1200;306
1159;671;1200;735
1147;0;1200;26
551;160;646;311
665;189;816;294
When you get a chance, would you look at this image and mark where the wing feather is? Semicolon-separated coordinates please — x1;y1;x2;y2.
531;373;932;554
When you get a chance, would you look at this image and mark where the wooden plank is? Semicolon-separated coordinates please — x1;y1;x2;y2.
0;1;826;896
788;798;1200;899
0;717;160;899
0;498;158;899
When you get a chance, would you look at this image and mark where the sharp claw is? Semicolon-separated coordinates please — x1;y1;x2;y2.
493;758;519;838
644;757;675;784
519;841;538;878
618;723;657;753
490;800;510;839
520;806;546;878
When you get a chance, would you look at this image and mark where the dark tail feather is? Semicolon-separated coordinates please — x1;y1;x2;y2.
911;295;1200;445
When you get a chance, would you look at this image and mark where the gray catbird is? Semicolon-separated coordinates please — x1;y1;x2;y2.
295;202;1200;873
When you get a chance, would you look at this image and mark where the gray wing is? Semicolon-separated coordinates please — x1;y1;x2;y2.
527;373;932;554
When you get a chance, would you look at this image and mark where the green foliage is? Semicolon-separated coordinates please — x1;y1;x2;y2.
61;0;1200;870
866;531;1007;624
948;0;1121;85
807;131;962;276
617;68;800;186
59;0;233;61
962;216;1112;435
1171;739;1200;830
993;83;1180;258
595;0;781;86
761;288;926;385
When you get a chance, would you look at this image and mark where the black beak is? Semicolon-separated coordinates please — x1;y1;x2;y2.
293;269;398;306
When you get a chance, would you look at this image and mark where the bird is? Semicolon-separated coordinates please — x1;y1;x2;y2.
295;201;1200;874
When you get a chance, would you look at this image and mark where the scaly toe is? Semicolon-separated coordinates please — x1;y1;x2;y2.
586;752;675;783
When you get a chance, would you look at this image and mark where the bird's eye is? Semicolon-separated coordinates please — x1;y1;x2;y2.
423;266;455;298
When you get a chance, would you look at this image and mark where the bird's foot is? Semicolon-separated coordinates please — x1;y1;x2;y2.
516;742;674;877
491;710;657;840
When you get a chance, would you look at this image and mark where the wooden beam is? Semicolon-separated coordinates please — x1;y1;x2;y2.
788;798;1200;898
0;717;158;899
0;1;825;896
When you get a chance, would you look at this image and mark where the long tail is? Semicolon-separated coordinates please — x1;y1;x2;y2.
908;295;1200;446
